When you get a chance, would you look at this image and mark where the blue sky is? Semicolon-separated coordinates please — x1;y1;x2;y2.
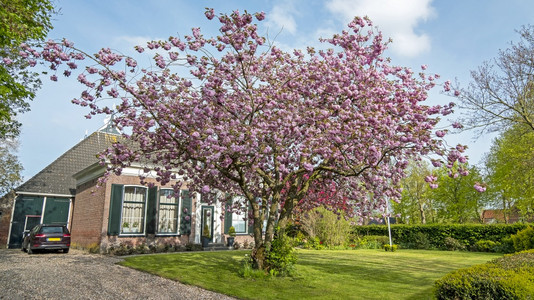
18;0;534;180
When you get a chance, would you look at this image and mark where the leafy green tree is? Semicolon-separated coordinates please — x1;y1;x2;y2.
0;139;23;196
429;164;488;223
393;161;433;224
0;0;55;139
485;124;534;221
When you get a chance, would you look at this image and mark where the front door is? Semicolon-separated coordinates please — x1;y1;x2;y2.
201;206;214;242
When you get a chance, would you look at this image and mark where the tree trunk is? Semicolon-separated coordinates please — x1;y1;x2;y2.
251;244;266;270
502;195;508;224
418;199;426;224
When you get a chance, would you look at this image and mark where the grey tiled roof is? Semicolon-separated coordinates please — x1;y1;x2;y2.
16;131;119;196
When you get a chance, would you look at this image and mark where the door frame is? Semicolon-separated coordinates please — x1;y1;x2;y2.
200;206;214;242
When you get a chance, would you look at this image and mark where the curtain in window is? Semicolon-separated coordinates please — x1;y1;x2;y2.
121;187;146;234
158;189;179;234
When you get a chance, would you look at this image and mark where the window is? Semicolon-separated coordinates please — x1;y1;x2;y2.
231;197;247;234
158;189;180;234
120;186;147;234
40;226;64;234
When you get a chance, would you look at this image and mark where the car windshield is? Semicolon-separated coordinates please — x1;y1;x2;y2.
40;226;64;234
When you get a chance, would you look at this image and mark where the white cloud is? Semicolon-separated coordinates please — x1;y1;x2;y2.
266;4;298;35
326;0;436;57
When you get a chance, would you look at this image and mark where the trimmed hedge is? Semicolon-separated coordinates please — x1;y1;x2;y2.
434;250;534;299
353;224;531;251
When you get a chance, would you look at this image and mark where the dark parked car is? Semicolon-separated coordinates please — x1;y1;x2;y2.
22;224;71;254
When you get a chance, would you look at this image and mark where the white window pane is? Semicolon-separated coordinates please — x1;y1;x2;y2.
121;202;144;234
159;189;178;204
158;205;178;233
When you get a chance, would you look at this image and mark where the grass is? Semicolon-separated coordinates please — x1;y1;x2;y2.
119;249;501;300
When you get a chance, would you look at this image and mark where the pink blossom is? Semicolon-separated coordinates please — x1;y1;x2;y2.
452;122;463;129
474;183;486;193
425;175;437;183
205;8;215;20
255;12;265;21
18;9;470;262
135;45;144;53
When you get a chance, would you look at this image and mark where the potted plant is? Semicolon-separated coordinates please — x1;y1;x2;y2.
227;226;236;247
132;222;139;233
201;224;211;247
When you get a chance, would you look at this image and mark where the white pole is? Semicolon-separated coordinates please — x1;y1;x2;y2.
386;200;392;247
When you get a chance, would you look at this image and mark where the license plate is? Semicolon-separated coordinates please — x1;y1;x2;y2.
47;237;61;241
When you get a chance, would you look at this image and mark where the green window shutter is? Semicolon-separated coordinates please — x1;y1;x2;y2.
146;186;158;234
180;190;192;235
108;184;124;236
224;196;232;234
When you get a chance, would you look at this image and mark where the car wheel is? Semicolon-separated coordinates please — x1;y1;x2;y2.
63;248;69;254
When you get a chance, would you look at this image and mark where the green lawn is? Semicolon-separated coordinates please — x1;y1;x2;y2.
119;249;500;300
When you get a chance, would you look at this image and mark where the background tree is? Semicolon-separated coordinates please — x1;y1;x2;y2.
0;139;23;196
454;25;534;135
0;0;55;139
393;161;433;224
484;124;534;221
429;164;487;223
22;9;466;270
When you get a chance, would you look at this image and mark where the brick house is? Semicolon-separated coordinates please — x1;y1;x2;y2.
481;208;521;224
5;125;253;250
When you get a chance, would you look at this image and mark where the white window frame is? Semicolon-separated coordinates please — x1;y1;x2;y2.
120;185;148;235
156;189;181;235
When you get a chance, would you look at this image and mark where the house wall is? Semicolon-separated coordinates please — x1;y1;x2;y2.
0;209;11;248
70;177;106;247
73;173;197;251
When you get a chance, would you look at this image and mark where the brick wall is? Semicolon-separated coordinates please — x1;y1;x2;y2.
0;210;12;248
0;192;15;248
70;178;106;248
72;173;194;251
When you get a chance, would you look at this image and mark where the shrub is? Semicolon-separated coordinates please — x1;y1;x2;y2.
265;232;297;277
185;243;203;251
299;208;352;248
443;237;465;251
303;236;325;250
511;226;534;252
495;237;516;254
352;223;532;251
383;244;398;252
357;235;389;249
472;240;500;252
134;243;149;254
228;226;236;237
435;250;534;299
403;231;431;249
492;249;534;269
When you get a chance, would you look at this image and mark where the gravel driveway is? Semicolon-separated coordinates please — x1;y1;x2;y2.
0;249;235;300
